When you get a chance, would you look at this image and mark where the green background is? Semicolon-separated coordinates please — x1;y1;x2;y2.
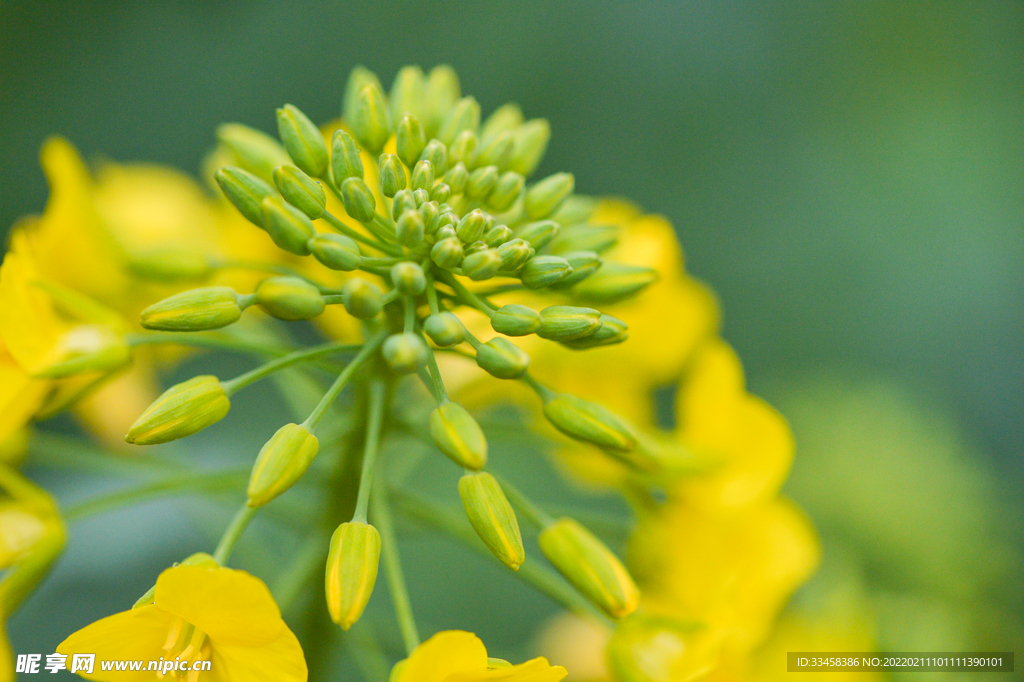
2;1;1021;678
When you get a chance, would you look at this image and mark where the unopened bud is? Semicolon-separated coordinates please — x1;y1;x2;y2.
409;160;433;192
216;123;289;181
419;201;440;234
276;104;329;178
325;521;381;629
419;139;449;176
572;263;658;303
308;233;362;271
141;287;243;331
431;237;464;269
396;209;425;247
456;209;488;243
390;261;426;296
487;172;525;212
429;402;487;470
274;165;326;219
125;376;229;445
520;255;572;289
561;314;629;350
429;181;451;204
547;224;618;255
476;338;530;379
351;84;392;154
126;250;212;282
382;333;429;374
496;238;534;271
525;173;574;220
378;154;407;198
391;189;417;221
537;306;601;341
481;103;524;143
449;130;478;165
425;65;461;135
342;278;384;319
331;129;365;183
261;197;315;255
538;518;639;618
552;251;602;287
215;166;276;228
461;249;502;281
483;224;513;248
35;325;130;379
542;394;637;453
390;65;426;120
437;96;480;146
550;195;598;225
473;130;514;169
459;472;524;570
343;66;385;129
339;177;377;223
395;114;427;168
247;423;319;507
255;277;325;321
508;119;551;176
514;220;559;250
444;162;468;195
423;312;464;347
490;305;541;336
466;165;499;199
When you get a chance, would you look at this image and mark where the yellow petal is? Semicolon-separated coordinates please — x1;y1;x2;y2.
153;566;283;647
210;625;307;682
0;344;49;443
0;245;67;374
448;657;568;682
55;605;172;682
395;631;488;682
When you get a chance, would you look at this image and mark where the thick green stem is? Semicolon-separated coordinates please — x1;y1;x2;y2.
303;331;387;432
493;475;556;529
352;378;387;523
373;485;420;655
438;271;496;317
321;209;403;256
213;504;259;565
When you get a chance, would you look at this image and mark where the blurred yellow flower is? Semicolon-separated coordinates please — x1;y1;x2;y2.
391;630;567;682
57;565;306;682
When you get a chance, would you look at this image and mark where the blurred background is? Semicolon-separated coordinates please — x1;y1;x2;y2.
2;1;1021;679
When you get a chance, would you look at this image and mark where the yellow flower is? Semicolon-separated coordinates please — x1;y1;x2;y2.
391;630;567;682
0;342;48;453
57;565;306;682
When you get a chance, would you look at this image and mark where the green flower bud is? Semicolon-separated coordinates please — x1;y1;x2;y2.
308;233;361;271
340;177;377;223
331;129;364;183
247;423;319;507
538;518;639;618
390;261;426;296
342;278;384;319
431;237;464;269
459;472;524;570
419;201;440;234
411;160;435;192
390;65;426;121
449;130;478;165
525;172;574;220
480;103;524;143
419;139;449;176
551;251;602;288
425;64;461;136
325;521;381;630
378;154;407;198
547;224;618;255
464;240;488;257
126;249;213;282
391;189;417;221
216;123;289;181
256;276;325;321
508;118;551;176
490;304;541;336
542;394;637;453
461;249;502;281
34;325;130;379
436;96;480;146
429;182;451;204
435;216;457;238
276;104;329;178
550;194;598;225
572;263;658;303
140;286;242;331
215;166;276;228
483;224;513;248
476;338;530;379
466;165;499;199
396;114;427;168
560;314;629;350
536;305;602;341
487;172;525;212
343;65;384;128
423;312;464;347
350;83;392;154
412;188;430;206
273;165;326;219
383;333;429;374
473;130;515;170
396;209;425;247
429;402;487;470
124;375;230;445
520;255;572;289
456;209;488;243
260;196;315;255
444;162;468;195
513;220;559;250
496;238;534;271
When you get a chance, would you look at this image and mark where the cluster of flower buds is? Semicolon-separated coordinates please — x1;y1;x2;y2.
126;65;661;627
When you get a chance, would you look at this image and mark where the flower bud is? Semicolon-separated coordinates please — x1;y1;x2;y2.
35;325;131;379
419;139;449;176
456;209;488;243
215;166;276;228
343;65;385;129
429;182;451;204
391;189;417;221
449;130;478;165
396;209;425;247
435;224;457;242
560;314;628;350
412;188;430;206
126;249;213;282
410;160;434;192
141;287;242;331
464;241;487;257
351;83;392;154
308;233;361;271
425;64;461;135
437;96;480;146
339;177;377;223
429;402;487;470
520;255;572;289
255;277;325;321
547;224;618;256
461;249;502;281
487;172;525;212
390;262;426;296
483;224;513;248
459;472;524;570
383;333;429;374
444;162;468;195
537;306;601;341
342;278;384;319
572;263;658;303
325;521;381;630
390;65;426;120
260;196;315;255
552;251;602;287
216;123;289;181
473;130;514;169
550;194;598;224
508;119;551;176
496;238;534;271
490;305;541;336
419;201;440;234
423;312;464;347
276;104;329;178
538;518;639;618
331;129;365;183
247;423;319;507
396;114;427;167
125;376;230;445
378;154;407;198
525;172;574;220
480;103;524;144
476;338;530;379
466;165;499;199
431;237;464;269
273;165;326;219
542;394;637;453
514;220;559;250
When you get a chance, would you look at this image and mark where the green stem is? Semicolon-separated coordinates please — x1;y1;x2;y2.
438;271;496;317
303;331;387;432
403;297;416;333
372;485;420;655
213;504;259;565
321;210;402;256
344;623;392;682
126;332;300;357
221;342;360;396
423;265;441;316
493;475;556;528
520;372;556;401
417;345;448;404
352;378;387;522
